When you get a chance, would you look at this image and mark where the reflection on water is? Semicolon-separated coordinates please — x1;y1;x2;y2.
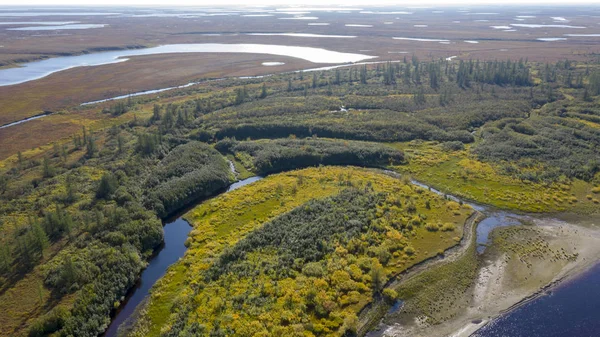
0;43;376;86
104;176;263;337
8;23;106;30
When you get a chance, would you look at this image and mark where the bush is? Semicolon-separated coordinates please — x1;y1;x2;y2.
382;288;398;304
215;138;405;175
96;173;118;199
145;141;231;218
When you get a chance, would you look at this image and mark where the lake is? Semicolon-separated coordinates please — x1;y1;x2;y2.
0;43;376;86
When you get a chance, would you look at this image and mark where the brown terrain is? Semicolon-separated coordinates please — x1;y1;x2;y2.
0;5;599;159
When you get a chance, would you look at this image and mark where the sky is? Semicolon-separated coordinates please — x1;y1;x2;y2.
2;0;599;6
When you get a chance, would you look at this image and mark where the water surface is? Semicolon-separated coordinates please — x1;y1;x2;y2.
473;263;600;337
103;217;192;337
0;43;376;86
393;37;449;42
0;112;53;129
511;24;585;28
104;176;263;337
246;32;356;38
8;23;106;30
0;12;119;16
0;21;79;25
345;24;373;27
537;37;567;41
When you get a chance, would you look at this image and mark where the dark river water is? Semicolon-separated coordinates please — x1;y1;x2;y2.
381;175;600;337
472;262;600;337
102;172;599;337
103;176;262;337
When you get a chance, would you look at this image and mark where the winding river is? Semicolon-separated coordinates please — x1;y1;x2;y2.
101;170;599;337
103;176;263;337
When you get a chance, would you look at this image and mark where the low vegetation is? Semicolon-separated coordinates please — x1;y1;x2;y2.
129;167;472;337
0;56;599;336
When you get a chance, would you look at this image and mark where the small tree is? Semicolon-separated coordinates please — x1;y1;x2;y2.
42;157;55;178
589;71;600;96
85;130;97;158
151;104;162;122
117;134;125;154
259;83;267;99
31;218;49;256
0;175;7;195
96;173;118;199
17;151;23;169
371;262;386;294
64;176;77;204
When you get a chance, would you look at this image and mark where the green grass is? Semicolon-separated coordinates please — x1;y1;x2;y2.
132;167;473;336
389;221;479;325
225;154;254;180
390;141;598;213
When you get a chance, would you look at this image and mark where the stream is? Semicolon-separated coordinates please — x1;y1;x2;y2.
101;169;598;337
103;175;263;337
0;111;54;130
369;176;600;337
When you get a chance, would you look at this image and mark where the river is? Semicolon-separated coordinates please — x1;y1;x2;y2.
103;176;263;337
473;262;600;337
101;171;598;337
371;176;600;337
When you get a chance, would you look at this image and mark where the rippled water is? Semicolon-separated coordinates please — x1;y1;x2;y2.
473;263;600;337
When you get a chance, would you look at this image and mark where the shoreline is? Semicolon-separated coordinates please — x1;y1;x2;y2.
464;223;600;336
451;219;600;337
358;207;484;336
368;213;600;337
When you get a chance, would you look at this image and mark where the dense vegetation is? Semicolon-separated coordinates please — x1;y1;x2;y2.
215;138;404;175
474;106;600;182
0;56;599;337
144;141;231;217
0;124;231;336
128;167;472;337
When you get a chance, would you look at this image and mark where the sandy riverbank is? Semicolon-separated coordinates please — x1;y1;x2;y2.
378;216;600;337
